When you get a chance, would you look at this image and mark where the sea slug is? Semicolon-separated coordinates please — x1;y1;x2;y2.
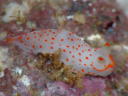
5;29;115;76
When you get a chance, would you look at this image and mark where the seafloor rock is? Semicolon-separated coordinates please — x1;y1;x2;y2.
0;0;128;96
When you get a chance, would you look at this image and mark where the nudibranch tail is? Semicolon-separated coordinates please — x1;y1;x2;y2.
4;37;16;43
104;42;111;47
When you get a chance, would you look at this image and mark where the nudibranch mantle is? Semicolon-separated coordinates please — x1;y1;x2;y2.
6;29;115;76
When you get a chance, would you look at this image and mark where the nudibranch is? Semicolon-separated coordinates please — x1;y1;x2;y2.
5;29;115;76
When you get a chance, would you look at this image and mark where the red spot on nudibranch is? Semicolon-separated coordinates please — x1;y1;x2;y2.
34;35;37;39
85;57;89;60
94;48;100;51
69;51;72;54
84;64;87;66
39;34;42;37
39;45;43;48
69;32;73;36
104;42;111;47
44;39;48;42
70;38;74;41
49;46;54;49
89;54;92;56
32;44;35;48
26;37;30;40
53;32;56;34
88;49;91;52
63;49;67;52
78;52;81;56
72;46;75;49
33;32;36;34
17;36;22;40
66;58;69;62
60;38;64;42
43;31;47;34
82;50;84;52
51;37;55;40
81;69;85;72
66;45;70;48
38;38;41;41
48;29;52;32
17;36;24;43
77;38;80;40
72;55;75;58
79;59;82;62
78;44;81;48
98;57;104;61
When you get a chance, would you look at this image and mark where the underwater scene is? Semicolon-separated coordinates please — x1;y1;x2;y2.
0;0;128;96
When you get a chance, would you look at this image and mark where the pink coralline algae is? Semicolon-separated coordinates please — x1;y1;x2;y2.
0;69;16;96
44;81;80;96
5;29;115;76
82;77;106;95
28;5;57;29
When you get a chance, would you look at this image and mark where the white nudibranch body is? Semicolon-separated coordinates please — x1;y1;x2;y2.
5;29;115;76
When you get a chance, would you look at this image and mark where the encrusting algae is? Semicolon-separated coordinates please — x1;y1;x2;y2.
35;49;84;87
